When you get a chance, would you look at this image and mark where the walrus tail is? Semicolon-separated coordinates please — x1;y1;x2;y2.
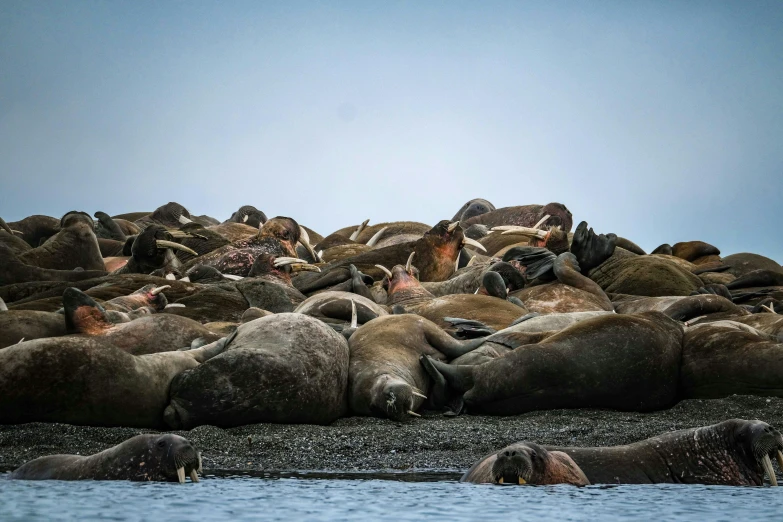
420;355;475;393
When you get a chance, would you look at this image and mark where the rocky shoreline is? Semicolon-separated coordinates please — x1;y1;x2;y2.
2;395;781;475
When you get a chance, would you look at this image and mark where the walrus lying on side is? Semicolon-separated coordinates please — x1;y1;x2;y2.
10;434;202;483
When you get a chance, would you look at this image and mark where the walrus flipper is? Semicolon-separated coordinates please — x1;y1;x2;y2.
443;317;496;339
420;355;475;394
423;325;487;358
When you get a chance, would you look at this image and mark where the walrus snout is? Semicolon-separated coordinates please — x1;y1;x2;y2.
155;434;202;483
743;421;783;486
492;446;533;485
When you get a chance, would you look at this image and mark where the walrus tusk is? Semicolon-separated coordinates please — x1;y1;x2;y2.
165;303;186;309
298;226;322;263
150;285;170;296
180;276;191;282
190;469;199;483
776;450;783;474
222;274;244;281
375;265;392;278
242;214;249;223
155;240;199;256
533;215;551;230
17;338;25;344
177;215;192;225
762;304;776;314
197;452;203;473
274;257;322;273
518;477;526;484
405;252;415;272
762;454;778;486
0;297;7;312
165;273;176;280
366;227;388;248
412;391;427;399
176;467;186;483
497;478;504;484
447;221;460;233
493;226;548;239
350;299;357;329
467;256;478;267
462;237;487;252
407;410;421;417
350;219;370;241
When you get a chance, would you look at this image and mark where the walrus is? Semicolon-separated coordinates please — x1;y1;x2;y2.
294;290;388;327
329;221;431;245
348;314;488;421
0;331;234;427
164;313;349;429
111;225;197;276
462;202;574;233
10;434;202;483
461;441;589;485
0;217;34;256
452;198;496;224
93;211;127;241
0;242;107;287
224;205;267;229
549;419;783;486
722;253;783;278
420;312;683;415
134;202;195;229
6;214;60;247
16;211;105;272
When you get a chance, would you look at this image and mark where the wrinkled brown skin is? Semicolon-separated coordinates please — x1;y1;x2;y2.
320;243;374;264
463;202;574;233
613;294;747;323
97;238;125;258
0;227;33;256
112;219;141;237
330;222;432;245
165;285;250;323
134;202;193;229
733;314;783;337
173;225;231;263
461;441;589;485
386;264;526;330
0;336;229;428
18;213;104;272
7;215;60;248
589;249;703;297
478;233;532;257
681;322;783;399
0;310;68;348
10;434;200;482
672;241;721;263
111;212;151;223
549;419;782;485
722;253;783;278
429;312;683;415
348;315;486;420
0;243;108;288
207;222;259;243
164;314;349;429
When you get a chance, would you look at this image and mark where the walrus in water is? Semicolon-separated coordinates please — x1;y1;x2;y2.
0;331;234;427
10;434;202;483
549;419;783;486
420;312;683;415
461;441;589;485
348;314;488;420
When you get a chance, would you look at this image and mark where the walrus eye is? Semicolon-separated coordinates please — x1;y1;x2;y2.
530;450;537;460
157;440;166;449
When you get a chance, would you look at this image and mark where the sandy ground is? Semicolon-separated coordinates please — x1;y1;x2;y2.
1;395;781;474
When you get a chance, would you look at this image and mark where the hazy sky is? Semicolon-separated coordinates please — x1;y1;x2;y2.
1;1;781;262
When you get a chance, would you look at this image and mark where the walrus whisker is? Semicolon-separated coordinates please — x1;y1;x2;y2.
374;265;392;278
447;221;459;233
533;215;551;230
406;252;415;272
150;285;170;296
350;219;370;241
462;237;487;252
365;226;388;248
176;466;186;484
761;454;778;486
407;410;421;417
155;240;199;256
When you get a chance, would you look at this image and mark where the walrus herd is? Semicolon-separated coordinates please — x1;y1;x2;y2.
3;199;783;486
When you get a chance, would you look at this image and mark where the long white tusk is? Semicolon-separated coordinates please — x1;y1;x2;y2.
0;298;7;312
407;410;421;417
350;299;357;329
447;221;459;233
762;454;778;486
532;215;551;230
180;276;191;283
467;255;478;267
222;274;244;281
762;304;777;314
190;469;199;483
165;303;186;309
350;219;370;241
176;466;186;483
17;337;25;344
366;227;388;247
274;257;310;267
299;226;311;245
412;391;427;399
776;450;783;474
492;226;548;239
406;252;415;272
155;240;199;256
197;452;203;473
150;285;170;296
178;215;192;225
242;214;249;223
375;265;392;278
455;252;460;273
298;226;322;263
474;287;480;294
462;237;487;252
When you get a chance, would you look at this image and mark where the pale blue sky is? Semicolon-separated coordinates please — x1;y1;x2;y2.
1;1;781;261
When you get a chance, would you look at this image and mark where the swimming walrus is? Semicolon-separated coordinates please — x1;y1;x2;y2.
461;441;590;485
421;312;683;415
10;434;202;483
549;419;783;486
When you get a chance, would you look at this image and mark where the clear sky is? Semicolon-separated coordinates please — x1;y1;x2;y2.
1;1;781;262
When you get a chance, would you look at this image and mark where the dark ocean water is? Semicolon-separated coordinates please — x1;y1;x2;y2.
1;471;781;521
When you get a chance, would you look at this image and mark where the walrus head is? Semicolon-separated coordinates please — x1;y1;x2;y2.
125;225;197;274
732;420;783;486
227;205;267;229
147;202;193;228
257;217;301;257
491;442;588;486
370;375;427;422
146;434;202;483
62;287;112;334
414;221;486;281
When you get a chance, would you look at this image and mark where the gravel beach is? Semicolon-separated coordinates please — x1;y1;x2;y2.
2;395;781;474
